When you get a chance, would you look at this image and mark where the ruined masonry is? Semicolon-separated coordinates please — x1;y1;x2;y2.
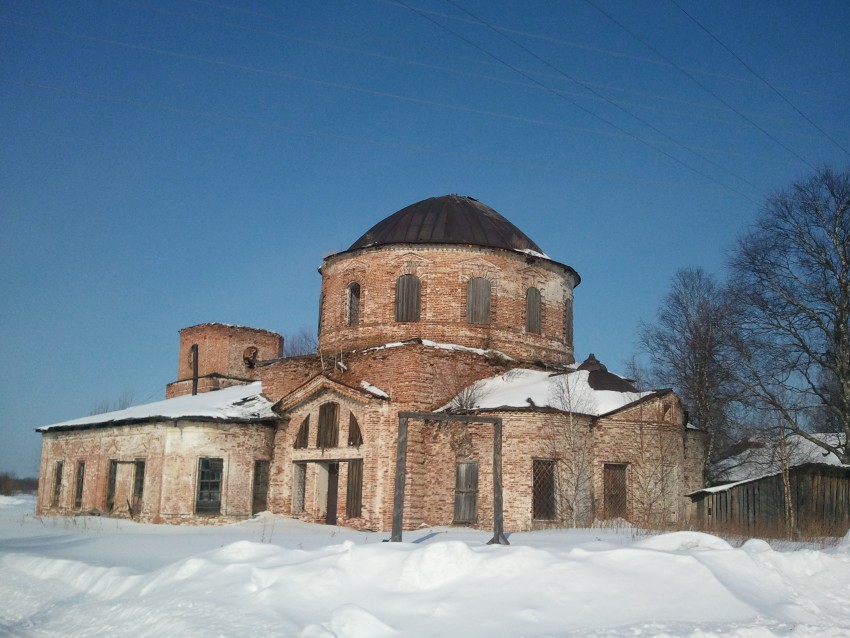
37;195;706;530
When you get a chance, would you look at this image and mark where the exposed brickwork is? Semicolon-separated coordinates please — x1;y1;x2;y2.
318;245;577;366
37;201;706;531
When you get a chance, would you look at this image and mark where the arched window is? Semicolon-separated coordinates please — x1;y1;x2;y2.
294;415;310;449
395;274;421;322
526;287;541;334
466;277;491;324
317;402;339;448
348;413;363;447
347;282;361;326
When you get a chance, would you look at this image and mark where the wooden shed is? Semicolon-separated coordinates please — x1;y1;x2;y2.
689;462;850;538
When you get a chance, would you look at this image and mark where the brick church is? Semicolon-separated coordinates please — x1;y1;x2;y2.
37;195;705;531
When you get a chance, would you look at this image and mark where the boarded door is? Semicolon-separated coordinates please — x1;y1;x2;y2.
326;463;339;525
252;460;270;515
454;461;479;523
603;464;628;520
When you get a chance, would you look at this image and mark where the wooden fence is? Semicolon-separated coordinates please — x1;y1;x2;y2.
689;463;850;538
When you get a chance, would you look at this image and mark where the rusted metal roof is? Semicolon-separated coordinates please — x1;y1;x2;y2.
348;194;545;253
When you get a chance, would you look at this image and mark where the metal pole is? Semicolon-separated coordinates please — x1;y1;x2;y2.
487;417;509;545
390;415;409;542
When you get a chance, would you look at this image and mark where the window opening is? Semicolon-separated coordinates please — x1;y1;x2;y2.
603;463;628;520
106;460;117;512
395;274;421;322
196;458;223;515
532;459;557;520
292;463;306;514
565;296;574;345
74;461;85;509
317;402;339;449
466;277;491;324
294;415;310;449
347;283;361;326
526;287;541;334
132;460;145;514
454;461;479;523
252;460;270;515
50;460;63;508
346;459;363;517
348;413;363;447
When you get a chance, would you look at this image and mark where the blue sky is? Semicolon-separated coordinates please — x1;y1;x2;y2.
2;0;848;477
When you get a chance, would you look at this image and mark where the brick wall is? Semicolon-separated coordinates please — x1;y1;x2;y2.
318;244;577;366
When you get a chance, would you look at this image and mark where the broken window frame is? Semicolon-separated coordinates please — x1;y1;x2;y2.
195;457;224;515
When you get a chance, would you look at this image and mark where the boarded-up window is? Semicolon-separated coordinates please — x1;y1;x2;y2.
106;460;117;512
348;413;363;447
526;287;541;334
346;459;363;517
454;461;479;523
395;274;421;322
317;402;339;449
565;296;573;344
347;283;361;325
603;463;628;520
74;461;85;509
533;459;557;520
132;460;145;514
292;463;306;513
466;277;491;324
252;460;270;515
294;415;310;449
196;458;223;514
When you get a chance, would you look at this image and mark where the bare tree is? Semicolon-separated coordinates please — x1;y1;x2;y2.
637;267;742;477
630;423;681;528
547;372;595;527
728;167;850;461
88;389;135;415
285;327;318;357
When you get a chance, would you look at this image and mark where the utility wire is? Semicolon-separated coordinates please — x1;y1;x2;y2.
668;0;849;158
441;0;761;194
393;0;759;203
581;0;816;171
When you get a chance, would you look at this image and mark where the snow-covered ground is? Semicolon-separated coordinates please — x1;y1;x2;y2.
2;495;850;637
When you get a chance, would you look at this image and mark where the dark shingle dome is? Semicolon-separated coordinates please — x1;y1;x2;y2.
348;195;545;254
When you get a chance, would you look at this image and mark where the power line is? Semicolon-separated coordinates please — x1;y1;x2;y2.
392;0;759;203
581;0;816;171
3;78;717;189
668;0;849;158
441;0;762;194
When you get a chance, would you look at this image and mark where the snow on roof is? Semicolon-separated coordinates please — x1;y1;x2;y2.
364;339;513;360
443;368;652;416
713;433;845;483
37;382;276;431
359;380;389;399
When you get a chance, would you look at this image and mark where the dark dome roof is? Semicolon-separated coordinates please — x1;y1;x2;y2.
348;195;545;254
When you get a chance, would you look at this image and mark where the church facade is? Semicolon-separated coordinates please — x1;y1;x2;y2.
37;195;705;531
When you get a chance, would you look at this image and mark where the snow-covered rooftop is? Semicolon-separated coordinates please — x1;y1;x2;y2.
37;382;276;431
713;433;846;483
443;368;654;416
